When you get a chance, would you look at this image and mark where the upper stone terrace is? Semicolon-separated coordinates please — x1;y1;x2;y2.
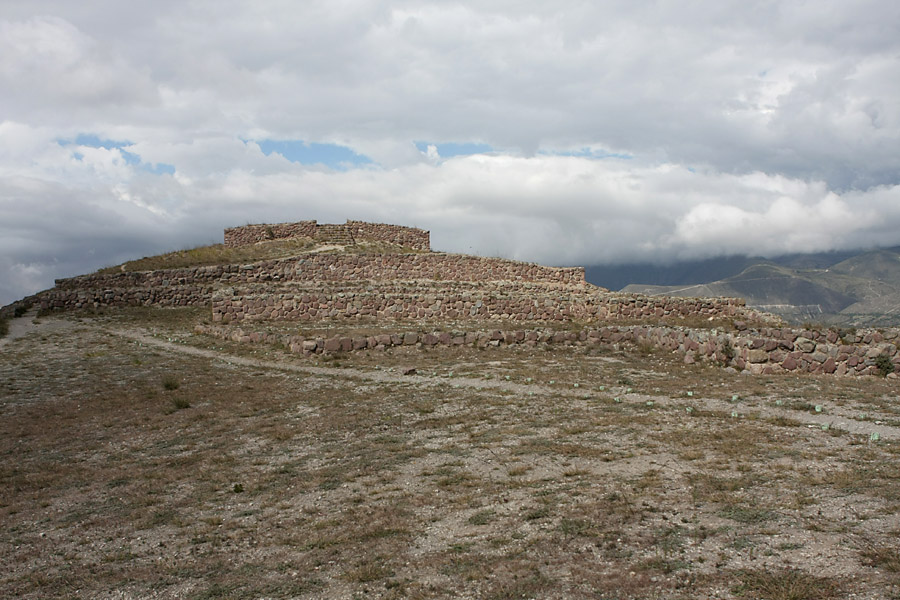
224;220;431;251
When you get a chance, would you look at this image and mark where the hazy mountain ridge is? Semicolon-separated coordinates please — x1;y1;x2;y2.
606;248;900;326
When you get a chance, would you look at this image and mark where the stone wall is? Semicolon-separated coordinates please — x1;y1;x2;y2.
40;283;216;311
210;281;751;325
212;281;600;323
345;220;430;250
263;253;585;285
195;321;900;378
37;251;758;325
224;221;318;247
597;294;748;321
223;220;430;250
52;252;586;289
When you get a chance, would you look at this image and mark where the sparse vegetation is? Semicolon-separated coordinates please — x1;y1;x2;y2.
95;237;425;275
721;338;736;363
735;568;840;600
2;307;900;599
169;397;190;410
162;375;180;390
875;353;895;377
0;316;7;338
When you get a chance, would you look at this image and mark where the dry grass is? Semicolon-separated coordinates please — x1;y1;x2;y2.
1;308;899;598
95;238;424;274
735;568;841;600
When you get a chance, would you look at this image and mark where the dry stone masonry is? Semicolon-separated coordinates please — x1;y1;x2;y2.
7;220;766;329
8;218;897;379
223;219;431;250
194;320;900;378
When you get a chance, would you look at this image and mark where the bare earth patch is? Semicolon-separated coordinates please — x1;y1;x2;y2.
1;307;899;599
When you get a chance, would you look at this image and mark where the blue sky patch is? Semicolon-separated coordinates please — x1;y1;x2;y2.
73;133;129;150
61;134;173;173
539;147;633;160
256;140;372;168
142;163;176;175
415;141;493;158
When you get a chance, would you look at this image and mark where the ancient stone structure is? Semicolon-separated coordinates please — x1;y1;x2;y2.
5;220;760;328
223;220;431;251
9;218;896;378
196;321;900;378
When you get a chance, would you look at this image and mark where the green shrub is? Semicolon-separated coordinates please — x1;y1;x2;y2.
162;375;180;390
721;339;735;364
874;354;895;377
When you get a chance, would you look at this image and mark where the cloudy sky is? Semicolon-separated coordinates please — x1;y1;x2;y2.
2;1;899;304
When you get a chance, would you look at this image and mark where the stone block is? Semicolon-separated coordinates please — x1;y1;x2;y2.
748;349;769;363
794;338;816;353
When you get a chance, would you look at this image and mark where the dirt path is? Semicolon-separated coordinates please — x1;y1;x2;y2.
3;312;895;440
108;326;900;441
0;309;77;351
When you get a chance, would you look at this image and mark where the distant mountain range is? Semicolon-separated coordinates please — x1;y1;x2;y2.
586;247;900;326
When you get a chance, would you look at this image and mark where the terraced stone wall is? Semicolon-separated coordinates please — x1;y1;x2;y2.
196;322;900;378
223;220;431;250
26;244;762;328
210;282;751;325
345;220;430;250
597;294;747;321
224;221;317;247
52;252;586;289
211;281;600;323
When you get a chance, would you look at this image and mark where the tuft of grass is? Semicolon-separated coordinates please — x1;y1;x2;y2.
170;397;190;411
719;505;778;524
735;568;840;600
162;375;180;391
859;543;900;573
468;510;495;526
0;316;8;338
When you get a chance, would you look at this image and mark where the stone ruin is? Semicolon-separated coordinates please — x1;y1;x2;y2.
223;220;431;251
4;219;899;378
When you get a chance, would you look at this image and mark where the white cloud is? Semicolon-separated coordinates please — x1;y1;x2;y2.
2;1;900;304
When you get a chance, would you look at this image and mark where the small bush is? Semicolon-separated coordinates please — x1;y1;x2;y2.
0;317;8;338
874;354;895;377
162;375;180;390
721;339;736;364
170;397;190;410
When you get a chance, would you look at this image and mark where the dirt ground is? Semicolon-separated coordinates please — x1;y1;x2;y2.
2;307;899;599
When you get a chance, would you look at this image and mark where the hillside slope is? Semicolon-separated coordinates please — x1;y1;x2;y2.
623;249;900;326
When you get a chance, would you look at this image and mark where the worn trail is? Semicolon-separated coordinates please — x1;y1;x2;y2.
107;324;900;441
